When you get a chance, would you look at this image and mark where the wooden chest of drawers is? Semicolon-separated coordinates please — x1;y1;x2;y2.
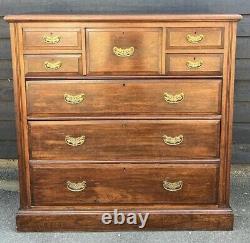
5;14;241;231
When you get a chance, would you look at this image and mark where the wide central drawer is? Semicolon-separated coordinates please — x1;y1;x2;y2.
26;79;221;117
29;120;220;161
86;28;162;75
30;163;218;205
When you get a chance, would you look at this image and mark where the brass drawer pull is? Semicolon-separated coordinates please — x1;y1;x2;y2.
66;181;87;192
164;92;184;104
65;135;85;147
44;61;62;70
163;180;183;192
64;93;85;105
186;34;204;44
113;46;135;57
186;60;203;69
43;34;61;44
163;135;183;146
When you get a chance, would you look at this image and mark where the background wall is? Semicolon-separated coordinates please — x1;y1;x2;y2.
0;0;249;163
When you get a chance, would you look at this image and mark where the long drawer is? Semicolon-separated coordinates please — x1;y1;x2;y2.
29;120;220;161
30;163;219;205
26;79;221;117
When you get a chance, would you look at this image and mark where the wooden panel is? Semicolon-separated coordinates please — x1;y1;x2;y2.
234;102;250;122
16;208;234;231
235;80;250;101
0;60;13;79
232;143;250;163
0;141;17;158
30;163;218;205
236;59;250;80
0;18;10;38
86;28;162;75
24;54;82;76
0;121;16;140
0;39;11;59
237;15;250;36
26;79;221;117
0;1;249;15
236;38;250;58
166;54;223;76
0;101;15;121
167;28;223;49
29;120;220;161
23;27;81;50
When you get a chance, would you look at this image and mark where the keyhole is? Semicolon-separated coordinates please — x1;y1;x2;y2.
123;83;126;87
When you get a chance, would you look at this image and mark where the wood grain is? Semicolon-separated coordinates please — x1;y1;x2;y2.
86;28;162;75
29;120;220;161
30;163;218;205
26;79;222;117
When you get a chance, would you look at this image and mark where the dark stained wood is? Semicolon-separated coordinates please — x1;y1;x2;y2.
26;79;222;117
24;54;83;76
29;120;220;161
5;14;240;231
167;27;224;49
30;163;219;205
166;54;223;76
23;27;82;50
86;28;162;75
16;208;233;231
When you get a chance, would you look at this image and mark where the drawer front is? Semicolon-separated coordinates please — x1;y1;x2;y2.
167;28;224;49
24;54;82;75
27;80;221;117
86;28;162;75
166;54;223;76
29;120;220;161
30;163;218;205
23;28;81;49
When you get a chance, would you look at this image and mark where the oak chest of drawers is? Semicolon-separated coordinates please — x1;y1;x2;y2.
5;14;241;231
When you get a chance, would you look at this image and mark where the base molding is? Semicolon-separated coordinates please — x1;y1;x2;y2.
16;208;234;231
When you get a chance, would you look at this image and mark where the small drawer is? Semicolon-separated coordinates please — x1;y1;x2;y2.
23;28;81;49
166;54;223;76
86;28;162;75
167;28;224;49
29;120;220;161
30;163;219;205
26;79;221;117
24;54;82;76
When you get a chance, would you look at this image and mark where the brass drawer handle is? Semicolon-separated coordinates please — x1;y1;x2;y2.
186;34;204;44
163;180;183;192
43;34;61;44
163;135;183;146
64;93;85;105
44;61;62;70
164;92;184;104
186;60;203;69
66;181;86;192
65;135;85;147
113;46;135;57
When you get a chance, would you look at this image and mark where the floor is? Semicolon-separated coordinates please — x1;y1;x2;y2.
0;165;249;243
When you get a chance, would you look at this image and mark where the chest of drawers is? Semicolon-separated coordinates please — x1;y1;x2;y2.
5;14;241;231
